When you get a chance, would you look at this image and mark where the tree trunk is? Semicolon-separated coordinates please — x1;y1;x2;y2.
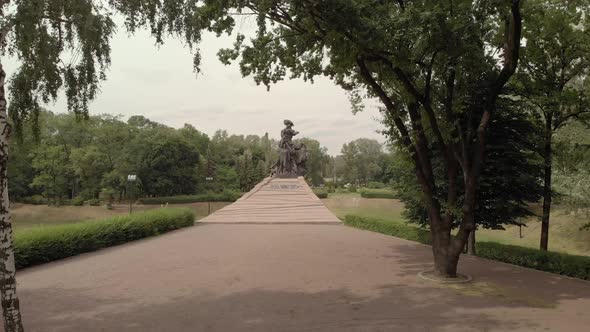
540;115;553;251
0;63;25;331
431;229;460;277
467;230;476;255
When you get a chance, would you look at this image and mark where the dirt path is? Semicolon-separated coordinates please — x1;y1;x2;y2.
11;178;590;331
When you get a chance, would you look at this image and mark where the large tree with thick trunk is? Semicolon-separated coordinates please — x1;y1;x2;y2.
150;0;523;277
0;1;114;330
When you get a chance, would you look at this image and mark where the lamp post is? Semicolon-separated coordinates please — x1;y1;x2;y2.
127;174;137;214
205;146;215;215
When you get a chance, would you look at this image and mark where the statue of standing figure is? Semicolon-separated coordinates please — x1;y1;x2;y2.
271;120;308;178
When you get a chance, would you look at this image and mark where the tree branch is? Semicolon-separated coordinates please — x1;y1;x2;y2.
555;109;590;130
493;0;522;93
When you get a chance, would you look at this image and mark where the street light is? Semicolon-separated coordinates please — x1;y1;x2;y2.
127;174;137;214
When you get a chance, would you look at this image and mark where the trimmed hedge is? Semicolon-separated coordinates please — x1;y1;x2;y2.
138;191;242;205
313;189;328;199
14;208;195;269
359;188;396;199
344;215;590;280
345;215;432;245
476;242;590;281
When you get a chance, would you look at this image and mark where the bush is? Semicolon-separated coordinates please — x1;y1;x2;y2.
359;188;396;199
86;198;101;206
344;215;590;280
325;182;336;193
348;185;357;193
476;242;590;281
313;189;328;199
71;197;85;206
19;195;47;205
14;208;195;270
138;191;242;205
367;181;386;189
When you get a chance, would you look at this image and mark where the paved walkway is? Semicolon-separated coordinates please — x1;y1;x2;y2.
11;178;590;331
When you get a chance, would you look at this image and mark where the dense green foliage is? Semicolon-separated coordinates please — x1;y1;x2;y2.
9;112;300;203
14;208;194;270
345;215;590;280
312;189;328;199
476;242;590;281
513;0;590;249
337;139;390;186
298;138;330;186
359;189;396;199
554;122;590;227
138;192;242;205
390;104;544;230
4;0;115;130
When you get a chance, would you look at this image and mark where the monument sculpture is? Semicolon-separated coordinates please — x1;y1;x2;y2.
271;120;308;178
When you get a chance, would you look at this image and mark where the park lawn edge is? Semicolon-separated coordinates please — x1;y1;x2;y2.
358;188;396;199
14;208;195;270
344;215;590;281
138;192;242;205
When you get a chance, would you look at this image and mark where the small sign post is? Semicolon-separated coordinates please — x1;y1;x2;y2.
127;175;137;214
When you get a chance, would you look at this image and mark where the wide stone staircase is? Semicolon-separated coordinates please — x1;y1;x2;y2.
199;177;341;224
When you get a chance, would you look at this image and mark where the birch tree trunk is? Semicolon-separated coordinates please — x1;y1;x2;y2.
0;61;25;332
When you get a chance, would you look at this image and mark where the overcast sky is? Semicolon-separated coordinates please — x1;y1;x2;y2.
6;16;385;155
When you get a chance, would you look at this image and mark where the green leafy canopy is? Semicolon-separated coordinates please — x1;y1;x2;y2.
1;0;116;135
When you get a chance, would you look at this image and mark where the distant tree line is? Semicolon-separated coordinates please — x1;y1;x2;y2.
8;111;336;203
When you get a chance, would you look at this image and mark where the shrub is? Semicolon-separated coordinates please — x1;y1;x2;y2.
86;198;101;206
348;185;357;193
71;197;85;206
14;208;195;269
344;215;590;280
20;195;47;205
367;181;386;189
313;189;328;199
359;188;396;199
138;191;242;205
325;182;336;193
476;242;590;280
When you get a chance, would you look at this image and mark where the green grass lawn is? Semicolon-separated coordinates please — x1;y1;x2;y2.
323;194;590;257
323;193;405;221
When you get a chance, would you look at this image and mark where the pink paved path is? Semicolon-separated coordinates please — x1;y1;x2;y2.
11;178;590;331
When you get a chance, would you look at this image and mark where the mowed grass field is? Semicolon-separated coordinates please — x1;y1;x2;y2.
323;193;590;257
11;202;231;231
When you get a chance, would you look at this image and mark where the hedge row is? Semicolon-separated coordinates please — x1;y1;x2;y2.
138;191;242;205
17;196;101;206
476;242;590;281
14;208;195;270
359;188;396;199
344;215;431;245
313;189;328;199
344;215;590;280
